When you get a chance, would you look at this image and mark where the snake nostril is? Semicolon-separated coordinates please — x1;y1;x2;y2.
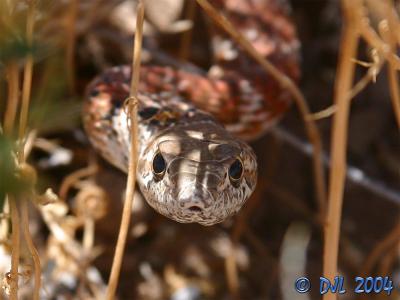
188;205;203;212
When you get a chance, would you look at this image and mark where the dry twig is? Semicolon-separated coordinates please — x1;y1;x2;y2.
381;20;400;128
3;58;21;300
9;198;20;300
18;0;36;160
59;164;98;200
106;1;145;299
3;63;20;136
359;15;400;70
20;200;41;300
323;1;360;299
13;3;42;298
311;49;384;120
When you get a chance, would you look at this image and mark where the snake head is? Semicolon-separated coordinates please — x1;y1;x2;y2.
137;123;257;226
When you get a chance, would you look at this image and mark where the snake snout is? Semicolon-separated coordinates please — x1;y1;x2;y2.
177;184;213;213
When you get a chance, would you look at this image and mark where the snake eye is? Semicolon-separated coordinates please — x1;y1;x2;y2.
228;158;243;184
152;152;166;177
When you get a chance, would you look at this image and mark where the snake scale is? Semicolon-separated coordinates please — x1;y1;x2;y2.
83;0;299;225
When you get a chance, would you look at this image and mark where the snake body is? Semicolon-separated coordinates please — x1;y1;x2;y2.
83;0;299;225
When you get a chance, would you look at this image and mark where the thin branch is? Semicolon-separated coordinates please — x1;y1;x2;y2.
3;62;20;136
225;245;240;300
0;200;10;248
323;1;360;298
358;15;400;70
365;0;400;50
311;52;384;121
0;199;10;300
381;18;400;128
59;164;98;200
20;200;41;300
13;5;43;298
18;0;36;161
105;1;144;299
9;198;20;300
83;218;95;251
195;0;326;217
3;53;21;300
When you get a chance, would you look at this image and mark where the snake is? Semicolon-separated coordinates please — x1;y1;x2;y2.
82;0;299;226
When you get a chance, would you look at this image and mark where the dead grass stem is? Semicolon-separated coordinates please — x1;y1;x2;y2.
59;164;98;200
224;247;239;300
105;1;144;299
382;20;400;127
83;217;95;251
20;200;41;300
18;0;36;160
322;1;360;298
3;62;20;136
13;3;42;297
311;50;384;120
359;18;400;70
9;198;20;300
3;56;21;300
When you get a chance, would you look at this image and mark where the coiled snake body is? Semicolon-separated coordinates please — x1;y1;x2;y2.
83;0;299;225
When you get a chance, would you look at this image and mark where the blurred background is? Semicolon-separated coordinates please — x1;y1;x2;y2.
0;0;399;299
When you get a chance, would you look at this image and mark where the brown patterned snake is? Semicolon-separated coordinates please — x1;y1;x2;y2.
83;0;299;225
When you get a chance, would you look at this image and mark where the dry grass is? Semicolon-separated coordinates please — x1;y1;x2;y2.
18;0;35;156
323;0;360;294
322;2;400;299
0;0;399;299
311;49;384;120
106;1;144;299
3;63;20;136
20;200;41;300
8;197;20;300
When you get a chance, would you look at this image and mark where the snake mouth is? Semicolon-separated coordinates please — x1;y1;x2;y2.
187;205;203;212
